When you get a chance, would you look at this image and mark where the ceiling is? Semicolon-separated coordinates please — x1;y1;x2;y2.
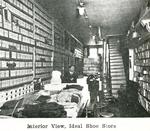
36;0;147;44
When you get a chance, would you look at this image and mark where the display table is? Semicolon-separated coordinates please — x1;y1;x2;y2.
43;77;90;118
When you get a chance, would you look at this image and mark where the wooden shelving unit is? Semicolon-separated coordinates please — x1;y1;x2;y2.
0;0;34;90
0;0;84;103
133;33;150;113
34;2;53;84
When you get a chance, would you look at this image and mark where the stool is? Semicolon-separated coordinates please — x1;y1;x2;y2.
96;103;107;117
86;103;96;117
99;112;114;118
104;95;114;102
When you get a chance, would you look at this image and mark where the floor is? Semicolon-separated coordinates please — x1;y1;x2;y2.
81;81;150;118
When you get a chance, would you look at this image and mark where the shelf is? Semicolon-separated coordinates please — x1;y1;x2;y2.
42;76;51;81
18;0;33;10
0;81;32;91
35;18;52;32
133;30;150;113
0;74;33;81
4;0;33;18
34;3;53;24
135;64;150;67
137;57;150;60
139;80;150;84
35;13;53;28
0;46;33;55
35;71;51;76
138;92;150;104
12;12;34;26
135;49;150;54
0;67;33;71
36;66;52;69
0;32;35;47
0;58;33;62
36;45;54;51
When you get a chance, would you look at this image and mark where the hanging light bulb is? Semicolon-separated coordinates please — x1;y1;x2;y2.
132;31;138;38
89;25;92;28
130;21;139;38
88;35;96;45
127;30;130;36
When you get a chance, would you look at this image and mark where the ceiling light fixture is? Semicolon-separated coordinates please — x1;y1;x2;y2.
98;26;103;40
77;0;85;16
88;35;96;45
126;30;130;37
130;21;139;38
89;25;92;28
132;31;138;38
